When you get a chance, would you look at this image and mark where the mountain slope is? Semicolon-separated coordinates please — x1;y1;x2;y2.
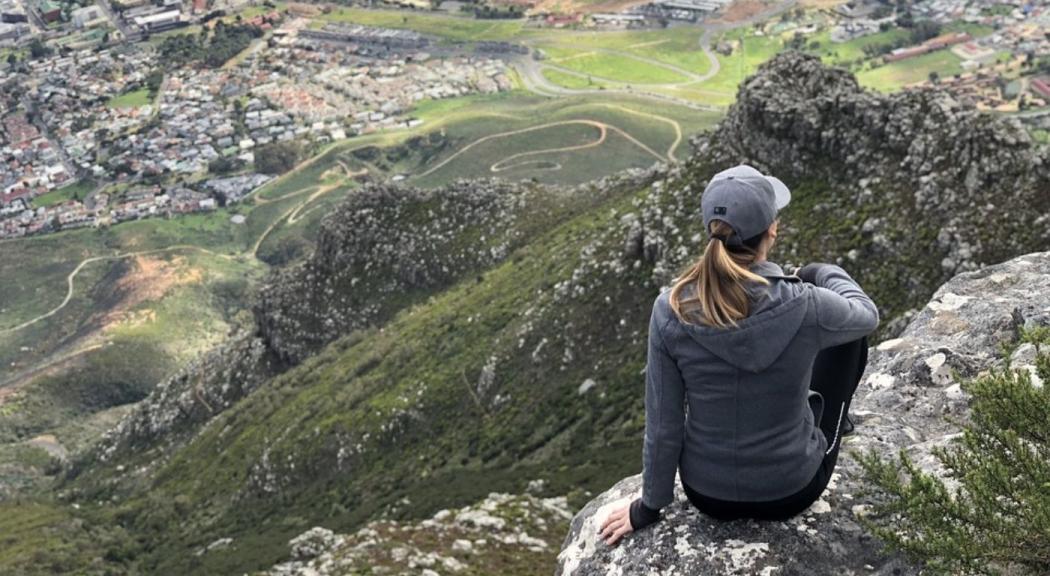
4;52;1047;575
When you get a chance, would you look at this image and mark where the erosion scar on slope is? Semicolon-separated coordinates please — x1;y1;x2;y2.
0;245;233;336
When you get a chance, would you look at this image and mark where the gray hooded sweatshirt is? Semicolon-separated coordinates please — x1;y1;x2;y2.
641;260;879;509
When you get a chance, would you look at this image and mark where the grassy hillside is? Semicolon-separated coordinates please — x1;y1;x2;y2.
0;90;710;500
4;53;1045;576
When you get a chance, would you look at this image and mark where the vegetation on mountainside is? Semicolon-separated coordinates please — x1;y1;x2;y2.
52;173;656;575
0;91;709;511
859;327;1050;575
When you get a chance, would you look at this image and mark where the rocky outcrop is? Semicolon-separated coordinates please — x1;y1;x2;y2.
79;331;282;470
262;491;574;576
693;51;1050;278
557;250;1050;575
255;171;657;365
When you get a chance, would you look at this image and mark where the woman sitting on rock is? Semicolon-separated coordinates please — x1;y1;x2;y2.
599;164;879;545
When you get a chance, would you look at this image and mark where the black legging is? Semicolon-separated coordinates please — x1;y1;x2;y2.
682;336;869;521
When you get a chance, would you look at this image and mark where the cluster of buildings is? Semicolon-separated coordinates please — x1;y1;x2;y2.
884;31;971;62
0;12;520;239
0;173;270;238
258;20;513;133
810;0;1050;109
298;22;428;50
627;0;732;23
20;48;156;177
0;112;71;213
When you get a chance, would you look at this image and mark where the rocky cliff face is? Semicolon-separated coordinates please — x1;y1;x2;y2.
674;52;1049;335
257;490;574;576
557;250;1050;576
254;174;648;365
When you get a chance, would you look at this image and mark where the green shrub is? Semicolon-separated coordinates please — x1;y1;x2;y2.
857;328;1050;575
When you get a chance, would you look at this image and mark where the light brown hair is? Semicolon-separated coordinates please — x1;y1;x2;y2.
669;220;769;328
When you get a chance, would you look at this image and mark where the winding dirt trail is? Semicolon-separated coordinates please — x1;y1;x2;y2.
2;105;674;337
3;162;362;336
0;245;233;336
418;117;671;179
250;162;363;257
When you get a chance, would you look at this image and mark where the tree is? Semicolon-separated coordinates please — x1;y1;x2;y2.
928;70;939;83
253;140;303;175
208;156;243;175
6;52;16;66
858;327;1050;576
29;38;52;59
910;20;942;44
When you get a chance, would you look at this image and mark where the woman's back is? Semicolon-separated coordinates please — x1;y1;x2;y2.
652;260;831;500
600;164;879;546
641;259;878;509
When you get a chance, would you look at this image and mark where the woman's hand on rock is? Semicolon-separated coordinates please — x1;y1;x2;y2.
598;502;634;546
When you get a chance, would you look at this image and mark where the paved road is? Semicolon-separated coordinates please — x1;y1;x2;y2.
96;0;136;41
513;53;723;112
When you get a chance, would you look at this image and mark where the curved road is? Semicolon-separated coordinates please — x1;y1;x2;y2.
511;0;798;109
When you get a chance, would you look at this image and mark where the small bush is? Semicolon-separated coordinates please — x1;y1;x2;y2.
857;328;1050;575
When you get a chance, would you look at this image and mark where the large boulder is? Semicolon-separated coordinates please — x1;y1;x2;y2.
557;251;1050;575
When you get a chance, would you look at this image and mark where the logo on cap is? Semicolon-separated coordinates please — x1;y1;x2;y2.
713;206;727;215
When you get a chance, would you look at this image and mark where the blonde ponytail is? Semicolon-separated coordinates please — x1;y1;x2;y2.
669;220;769;328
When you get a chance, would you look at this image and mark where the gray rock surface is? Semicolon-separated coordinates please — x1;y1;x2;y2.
557;251;1050;576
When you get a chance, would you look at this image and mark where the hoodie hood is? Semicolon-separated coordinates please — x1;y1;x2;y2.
676;261;808;373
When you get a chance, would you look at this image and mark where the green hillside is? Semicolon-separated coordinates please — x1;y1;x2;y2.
1;53;1047;576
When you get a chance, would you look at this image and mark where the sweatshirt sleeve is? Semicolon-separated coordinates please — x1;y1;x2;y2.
640;295;686;512
804;264;880;349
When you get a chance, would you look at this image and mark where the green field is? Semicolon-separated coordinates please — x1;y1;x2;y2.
30;180;94;208
407;98;719;187
313;7;531;42
540;45;691;85
858;49;965;91
106;88;152;109
531;26;713;80
542;67;599;89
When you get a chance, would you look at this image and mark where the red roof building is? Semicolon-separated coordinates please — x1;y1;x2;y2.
1031;77;1050;100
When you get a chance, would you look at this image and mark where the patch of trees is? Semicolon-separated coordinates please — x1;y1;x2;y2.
461;3;524;19
861;20;943;58
254;140;304;175
208;156;244;175
157;21;263;68
144;70;164;100
29;38;53;60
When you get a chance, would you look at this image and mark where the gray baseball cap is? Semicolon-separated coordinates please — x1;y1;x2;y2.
701;164;791;246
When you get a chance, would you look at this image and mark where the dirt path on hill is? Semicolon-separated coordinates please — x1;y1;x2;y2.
2;156;369;338
0;342;105;394
417;118;671;179
250;161;362;256
0;245;234;336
